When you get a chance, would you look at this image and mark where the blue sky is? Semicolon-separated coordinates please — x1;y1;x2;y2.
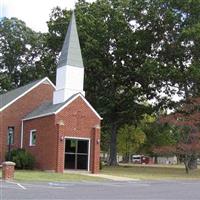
0;0;94;32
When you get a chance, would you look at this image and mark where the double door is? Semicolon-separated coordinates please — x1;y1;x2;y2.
64;138;89;170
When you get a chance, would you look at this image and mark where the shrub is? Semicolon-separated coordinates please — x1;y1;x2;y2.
6;149;35;169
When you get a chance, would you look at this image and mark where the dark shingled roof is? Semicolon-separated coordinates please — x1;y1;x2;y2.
57;11;84;68
23;93;79;120
0;79;43;110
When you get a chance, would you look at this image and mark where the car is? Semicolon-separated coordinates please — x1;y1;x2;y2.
132;155;150;164
132;155;143;164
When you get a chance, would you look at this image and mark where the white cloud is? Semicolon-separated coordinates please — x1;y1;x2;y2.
2;0;95;32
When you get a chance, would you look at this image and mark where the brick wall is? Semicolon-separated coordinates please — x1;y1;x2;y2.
23;96;101;173
92;127;101;173
56;96;101;173
23;115;57;170
0;82;54;163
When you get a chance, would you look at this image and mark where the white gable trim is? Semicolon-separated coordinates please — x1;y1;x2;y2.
0;77;55;112
44;77;56;89
55;93;103;120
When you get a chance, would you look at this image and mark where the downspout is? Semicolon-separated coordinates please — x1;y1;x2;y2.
20;120;24;148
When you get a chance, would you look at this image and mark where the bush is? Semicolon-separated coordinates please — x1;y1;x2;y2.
6;149;35;169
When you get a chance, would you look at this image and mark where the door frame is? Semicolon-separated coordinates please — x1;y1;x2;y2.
64;136;91;171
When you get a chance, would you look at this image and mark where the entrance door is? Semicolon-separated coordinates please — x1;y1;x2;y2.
64;138;89;170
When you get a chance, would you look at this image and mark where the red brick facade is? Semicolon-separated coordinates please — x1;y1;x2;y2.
1;12;101;174
23;115;57;170
0;82;54;163
0;81;101;173
23;96;101;173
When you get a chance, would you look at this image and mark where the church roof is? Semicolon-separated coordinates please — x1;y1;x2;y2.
57;11;84;69
0;77;55;112
24;94;77;120
23;93;102;121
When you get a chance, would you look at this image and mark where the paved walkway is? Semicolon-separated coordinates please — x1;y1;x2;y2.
64;170;139;181
86;173;139;181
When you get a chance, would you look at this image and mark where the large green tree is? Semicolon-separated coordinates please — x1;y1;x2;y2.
129;0;200;101
0;17;45;92
43;0;200;165
45;0;162;166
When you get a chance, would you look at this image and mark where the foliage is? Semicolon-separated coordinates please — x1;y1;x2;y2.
129;0;200;102
45;0;200;166
100;128;110;153
117;124;146;162
154;97;200;173
46;0;161;166
0;17;45;92
6;149;35;169
142;121;178;156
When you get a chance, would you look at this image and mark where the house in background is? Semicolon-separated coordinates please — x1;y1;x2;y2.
0;12;102;173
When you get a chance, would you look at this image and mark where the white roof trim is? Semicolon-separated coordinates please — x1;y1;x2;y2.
0;77;55;112
44;77;56;89
54;93;103;120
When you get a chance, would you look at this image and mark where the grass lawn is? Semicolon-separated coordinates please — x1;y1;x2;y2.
0;170;105;182
101;164;200;180
1;164;200;182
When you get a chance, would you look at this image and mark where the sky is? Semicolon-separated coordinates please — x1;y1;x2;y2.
0;0;94;32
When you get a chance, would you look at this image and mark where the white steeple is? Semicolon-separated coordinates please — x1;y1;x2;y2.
53;11;85;104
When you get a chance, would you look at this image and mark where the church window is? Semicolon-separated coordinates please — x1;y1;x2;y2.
30;130;36;146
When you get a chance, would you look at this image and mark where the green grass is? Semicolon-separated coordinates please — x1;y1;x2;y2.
1;165;200;182
0;170;105;182
101;164;200;180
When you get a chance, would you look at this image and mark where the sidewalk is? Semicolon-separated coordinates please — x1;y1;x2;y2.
64;170;139;181
86;173;139;181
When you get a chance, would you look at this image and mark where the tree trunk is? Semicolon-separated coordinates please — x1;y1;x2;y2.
122;154;129;163
188;155;197;170
129;154;132;163
182;81;197;172
184;155;190;174
176;155;181;164
184;160;189;174
109;123;118;166
154;155;158;164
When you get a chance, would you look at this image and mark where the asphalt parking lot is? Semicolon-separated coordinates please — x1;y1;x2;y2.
0;179;200;200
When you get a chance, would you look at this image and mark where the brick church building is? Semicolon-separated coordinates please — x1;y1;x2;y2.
0;12;102;173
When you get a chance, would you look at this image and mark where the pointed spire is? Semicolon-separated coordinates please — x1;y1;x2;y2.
57;11;84;68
